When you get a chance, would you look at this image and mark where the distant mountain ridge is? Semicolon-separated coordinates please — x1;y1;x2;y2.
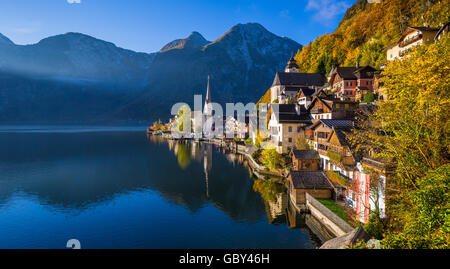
160;31;210;52
0;23;302;123
0;32;156;87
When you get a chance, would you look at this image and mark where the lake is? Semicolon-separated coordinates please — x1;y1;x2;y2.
0;127;320;249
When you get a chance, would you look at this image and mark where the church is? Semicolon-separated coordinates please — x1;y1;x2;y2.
270;57;325;104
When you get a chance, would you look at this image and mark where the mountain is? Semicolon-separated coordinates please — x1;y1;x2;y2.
139;23;302;119
0;33;13;46
0;32;156;87
0;23;302;124
159;31;210;52
294;0;449;75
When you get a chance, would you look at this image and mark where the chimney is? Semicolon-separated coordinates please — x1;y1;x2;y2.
356;61;360;69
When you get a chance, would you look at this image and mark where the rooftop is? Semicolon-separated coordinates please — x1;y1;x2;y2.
272;104;311;124
289;171;333;189
293;150;320;160
298;87;317;97
320;119;354;129
272;72;325;87
329;66;377;81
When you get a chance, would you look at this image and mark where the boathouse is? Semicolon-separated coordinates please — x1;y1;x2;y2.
287;170;334;204
292;150;321;171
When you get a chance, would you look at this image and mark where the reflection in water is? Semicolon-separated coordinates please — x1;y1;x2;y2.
164;138;324;247
253;179;322;246
0;131;318;249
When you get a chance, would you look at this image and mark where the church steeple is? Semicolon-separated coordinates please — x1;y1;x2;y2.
285;57;299;73
203;75;212;115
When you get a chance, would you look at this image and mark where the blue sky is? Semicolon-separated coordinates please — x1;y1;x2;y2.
0;0;354;53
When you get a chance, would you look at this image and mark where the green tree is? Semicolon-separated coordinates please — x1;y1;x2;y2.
382;165;450;249
261;149;282;171
362;92;375;103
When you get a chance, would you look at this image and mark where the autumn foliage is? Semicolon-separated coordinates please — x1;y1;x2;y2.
295;0;449;75
351;36;449;249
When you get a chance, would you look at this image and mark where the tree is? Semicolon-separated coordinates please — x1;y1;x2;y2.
382;165;450;249
295;132;311;150
261;149;283;171
294;0;449;72
362;92;375;103
350;36;450;249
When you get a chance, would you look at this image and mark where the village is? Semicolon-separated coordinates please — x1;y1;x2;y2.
148;23;449;248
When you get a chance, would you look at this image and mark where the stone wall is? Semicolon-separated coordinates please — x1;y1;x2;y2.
306;193;353;237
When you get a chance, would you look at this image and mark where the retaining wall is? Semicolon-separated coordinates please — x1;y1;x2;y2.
306;193;353;237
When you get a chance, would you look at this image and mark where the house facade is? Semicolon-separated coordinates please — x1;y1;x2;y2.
297;87;316;108
386;27;439;61
292;150;321;171
328;66;377;100
307;96;358;120
346;156;391;223
268;104;311;153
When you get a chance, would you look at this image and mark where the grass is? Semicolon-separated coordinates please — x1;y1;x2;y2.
317;199;351;225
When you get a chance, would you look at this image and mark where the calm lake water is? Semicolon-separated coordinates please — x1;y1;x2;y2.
0;127;319;249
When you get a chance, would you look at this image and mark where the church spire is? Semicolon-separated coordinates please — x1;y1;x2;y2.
205;75;211;105
204;75;212;115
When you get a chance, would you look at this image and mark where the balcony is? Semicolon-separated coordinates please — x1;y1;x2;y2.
399;34;422;48
361;157;395;173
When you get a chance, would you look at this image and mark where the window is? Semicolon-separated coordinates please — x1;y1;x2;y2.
297;127;301;132
288;138;292;143
288;127;292;132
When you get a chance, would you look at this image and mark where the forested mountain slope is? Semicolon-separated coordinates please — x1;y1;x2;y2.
295;0;449;75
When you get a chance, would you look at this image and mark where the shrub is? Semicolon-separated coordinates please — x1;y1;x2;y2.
327;170;349;186
382;165;450;249
327;151;342;163
261;149;283;171
252;150;262;164
362;92;375;103
364;210;385;240
244;137;253;145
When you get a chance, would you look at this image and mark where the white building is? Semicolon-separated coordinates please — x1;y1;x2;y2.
269;58;325;104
